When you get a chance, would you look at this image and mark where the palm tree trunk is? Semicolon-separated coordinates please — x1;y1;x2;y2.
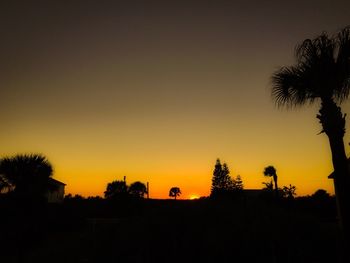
273;174;279;199
328;136;349;229
318;100;350;247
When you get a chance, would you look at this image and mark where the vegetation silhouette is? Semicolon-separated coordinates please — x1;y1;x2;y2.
104;180;128;199
271;26;350;242
0;155;341;263
312;189;331;201
0;154;57;262
282;184;297;199
233;175;244;191
262;180;274;191
169;187;181;199
0;153;54;201
211;159;245;200
211;159;230;197
104;180;148;201
263;165;279;199
0;171;11;193
129;181;147;198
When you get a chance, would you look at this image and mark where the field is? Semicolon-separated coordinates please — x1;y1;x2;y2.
0;196;341;263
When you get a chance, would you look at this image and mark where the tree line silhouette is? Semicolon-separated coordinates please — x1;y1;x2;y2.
104;179;148;199
0;25;349;262
0;154;330;204
210;159;243;199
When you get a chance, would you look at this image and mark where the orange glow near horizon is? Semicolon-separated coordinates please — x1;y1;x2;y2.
0;89;344;199
189;194;200;200
1;1;349;199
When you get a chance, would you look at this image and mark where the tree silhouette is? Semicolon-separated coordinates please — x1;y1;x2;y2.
169;187;181;200
104;180;128;199
233;175;244;191
211;159;234;198
211;159;223;196
0;154;54;200
282;184;297;199
312;189;331;201
271;26;350;236
263;166;278;198
129;181;147;198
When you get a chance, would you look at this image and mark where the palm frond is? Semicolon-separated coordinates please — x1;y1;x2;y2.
271;28;350;107
271;66;315;108
263;166;276;177
334;26;350;103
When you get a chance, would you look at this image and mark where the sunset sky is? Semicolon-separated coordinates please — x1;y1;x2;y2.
1;1;350;199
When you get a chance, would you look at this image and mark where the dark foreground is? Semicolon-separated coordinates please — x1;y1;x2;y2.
0;196;341;263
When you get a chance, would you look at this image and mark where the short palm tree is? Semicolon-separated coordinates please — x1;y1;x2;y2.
271;26;350;236
263;165;278;198
169;187;181;200
0;154;53;200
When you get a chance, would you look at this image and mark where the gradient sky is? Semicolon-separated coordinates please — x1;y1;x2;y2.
1;0;350;199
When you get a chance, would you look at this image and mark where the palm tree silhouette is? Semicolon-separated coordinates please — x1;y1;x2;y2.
263;166;278;198
0;154;53;200
271;26;350;237
169;187;181;200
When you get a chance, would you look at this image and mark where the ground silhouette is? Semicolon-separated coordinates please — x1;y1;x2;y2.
0;194;340;263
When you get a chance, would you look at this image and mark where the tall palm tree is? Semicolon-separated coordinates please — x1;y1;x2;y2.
263;165;278;198
271;26;350;238
0;154;54;200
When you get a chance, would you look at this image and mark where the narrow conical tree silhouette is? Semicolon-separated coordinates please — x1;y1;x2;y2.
271;26;350;240
210;159;234;198
211;159;223;197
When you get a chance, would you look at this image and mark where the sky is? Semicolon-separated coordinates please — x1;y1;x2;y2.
1;0;350;199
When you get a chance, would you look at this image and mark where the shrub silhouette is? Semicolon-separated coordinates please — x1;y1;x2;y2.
282;184;297;199
312;189;330;201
